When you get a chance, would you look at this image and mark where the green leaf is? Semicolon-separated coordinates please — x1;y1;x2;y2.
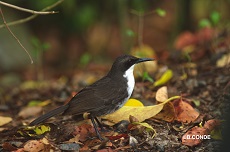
42;43;51;51
210;11;220;26
126;29;135;37
192;99;200;107
142;71;154;82
199;18;211;28
28;100;51;107
155;8;166;17
80;53;91;65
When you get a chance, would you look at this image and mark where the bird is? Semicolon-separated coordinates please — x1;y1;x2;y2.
30;54;154;140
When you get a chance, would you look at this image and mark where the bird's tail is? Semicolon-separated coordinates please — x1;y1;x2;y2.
29;104;69;126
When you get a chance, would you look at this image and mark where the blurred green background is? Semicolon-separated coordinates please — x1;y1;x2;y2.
0;0;229;76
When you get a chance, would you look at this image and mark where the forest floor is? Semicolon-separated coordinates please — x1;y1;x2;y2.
0;29;230;152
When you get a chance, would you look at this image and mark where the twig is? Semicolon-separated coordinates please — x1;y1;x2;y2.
130;9;159;49
0;0;64;29
0;7;33;64
130;9;145;48
0;1;58;15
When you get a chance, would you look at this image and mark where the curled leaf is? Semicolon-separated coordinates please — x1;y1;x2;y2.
156;86;168;102
154;69;173;87
153;102;176;122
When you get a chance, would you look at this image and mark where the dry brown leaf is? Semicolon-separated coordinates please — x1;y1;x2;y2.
182;119;220;147
182;126;207;146
23;140;45;152
173;99;199;123
153;102;176;122
156;86;168;102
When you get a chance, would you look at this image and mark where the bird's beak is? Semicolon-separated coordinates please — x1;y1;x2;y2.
136;57;154;64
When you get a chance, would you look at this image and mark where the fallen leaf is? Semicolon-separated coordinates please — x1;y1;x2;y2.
173;98;199;123
23;140;45;152
182;119;220;146
192;99;200;107
124;98;144;107
102;96;180;124
28;100;51;107
203;119;221;131
18;106;42;118
155;86;168;102
154;69;173;87
0;116;12;126
182;126;207;146
20;80;48;90
153;102;176;122
216;53;230;67
34;125;51;135
17;125;51;137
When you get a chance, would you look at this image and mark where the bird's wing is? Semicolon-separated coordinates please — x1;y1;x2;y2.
63;76;128;116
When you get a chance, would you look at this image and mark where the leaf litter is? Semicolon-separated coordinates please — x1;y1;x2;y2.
0;29;229;151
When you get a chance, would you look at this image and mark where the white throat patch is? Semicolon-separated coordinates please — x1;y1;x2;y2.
123;65;135;99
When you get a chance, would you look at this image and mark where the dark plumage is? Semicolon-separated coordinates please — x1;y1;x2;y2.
30;54;154;140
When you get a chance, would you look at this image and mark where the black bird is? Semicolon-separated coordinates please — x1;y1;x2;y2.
30;54;154;140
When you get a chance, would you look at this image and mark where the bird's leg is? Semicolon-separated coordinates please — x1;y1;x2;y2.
94;117;110;132
95;117;104;129
90;117;104;141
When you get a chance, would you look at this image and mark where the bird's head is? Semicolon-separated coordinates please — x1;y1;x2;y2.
108;54;154;77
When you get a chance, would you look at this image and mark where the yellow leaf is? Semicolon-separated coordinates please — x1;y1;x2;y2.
216;53;230;67
154;69;173;87
132;122;154;130
34;125;51;135
102;96;180;124
28;100;51;107
0;116;12;126
17;125;51;137
124;98;144;107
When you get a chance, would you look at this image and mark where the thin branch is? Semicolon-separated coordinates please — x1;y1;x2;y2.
0;1;58;14
0;7;33;64
0;0;64;29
